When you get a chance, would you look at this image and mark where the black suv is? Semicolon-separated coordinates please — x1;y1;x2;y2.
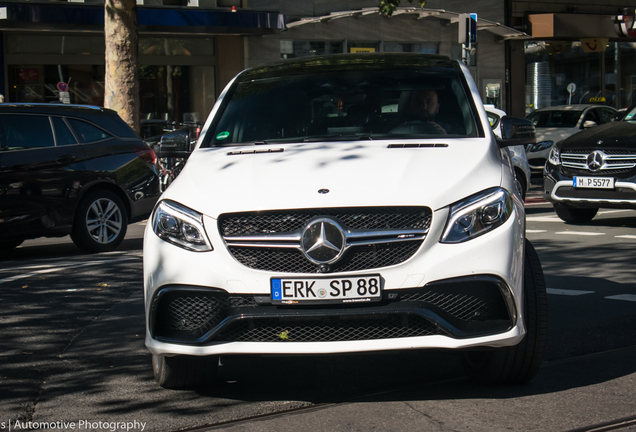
0;104;160;252
544;103;636;223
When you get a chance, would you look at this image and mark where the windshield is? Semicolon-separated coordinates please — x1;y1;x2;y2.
206;68;480;146
526;110;582;128
623;106;636;122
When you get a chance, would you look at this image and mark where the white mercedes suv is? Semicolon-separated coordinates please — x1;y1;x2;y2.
143;53;547;389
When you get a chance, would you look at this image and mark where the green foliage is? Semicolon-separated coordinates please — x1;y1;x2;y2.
379;0;427;16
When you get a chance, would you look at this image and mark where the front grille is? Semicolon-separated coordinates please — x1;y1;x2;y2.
214;315;443;342
400;288;507;321
561;150;636;175
556;186;636;200
219;207;432;236
151;278;512;344
229;242;421;273
152;290;257;341
220;207;432;273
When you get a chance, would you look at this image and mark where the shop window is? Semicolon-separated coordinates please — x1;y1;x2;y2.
139;37;214;57
8;64;105;106
7;34;104;56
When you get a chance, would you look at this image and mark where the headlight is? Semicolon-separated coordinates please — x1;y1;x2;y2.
548;145;561;165
530;140;554;153
152;200;213;252
440;188;513;244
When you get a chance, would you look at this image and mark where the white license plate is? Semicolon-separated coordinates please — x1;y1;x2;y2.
271;275;382;305
573;177;614;189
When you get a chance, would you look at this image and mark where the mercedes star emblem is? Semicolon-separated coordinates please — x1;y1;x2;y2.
301;218;345;264
587;150;604;171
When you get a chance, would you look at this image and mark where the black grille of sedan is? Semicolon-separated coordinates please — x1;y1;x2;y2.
555;186;636;200
218;207;432;273
151;280;512;343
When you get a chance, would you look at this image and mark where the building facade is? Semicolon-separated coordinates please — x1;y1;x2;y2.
0;0;284;137
1;0;635;129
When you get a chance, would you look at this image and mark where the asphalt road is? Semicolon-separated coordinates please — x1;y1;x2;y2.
1;183;636;432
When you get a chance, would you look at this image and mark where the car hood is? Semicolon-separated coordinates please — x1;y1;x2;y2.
162;140;503;218
535;127;578;143
558;121;636;151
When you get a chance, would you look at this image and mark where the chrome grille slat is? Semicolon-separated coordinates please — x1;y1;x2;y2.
561;150;636;172
219;207;432;273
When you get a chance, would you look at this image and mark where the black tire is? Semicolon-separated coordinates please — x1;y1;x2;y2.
152;354;219;389
553;204;598;224
462;240;548;385
71;190;128;253
0;238;24;251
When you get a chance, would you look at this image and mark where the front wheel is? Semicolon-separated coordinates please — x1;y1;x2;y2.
462;240;548;384
152;354;219;389
71;190;128;253
553;204;598;224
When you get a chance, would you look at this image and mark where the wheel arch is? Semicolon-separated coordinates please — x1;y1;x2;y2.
77;181;132;221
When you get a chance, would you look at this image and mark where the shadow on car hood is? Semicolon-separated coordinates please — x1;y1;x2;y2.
161;140;503;218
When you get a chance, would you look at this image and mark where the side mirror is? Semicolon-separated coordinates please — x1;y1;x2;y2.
582;120;597;128
497;116;536;148
156;129;191;158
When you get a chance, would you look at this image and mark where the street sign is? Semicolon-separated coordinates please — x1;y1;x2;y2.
57;82;69;93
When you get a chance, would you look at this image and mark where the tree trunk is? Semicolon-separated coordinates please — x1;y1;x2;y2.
104;0;140;135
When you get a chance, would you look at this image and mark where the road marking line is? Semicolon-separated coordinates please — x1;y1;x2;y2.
0;257;137;284
605;294;636;302
615;235;636;239
547;288;594;296
527;216;562;222
555;231;605;236
526;230;547;233
598;209;636;214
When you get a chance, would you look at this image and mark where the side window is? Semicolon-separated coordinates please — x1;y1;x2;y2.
51;117;78;146
66;118;111;143
598;108;615;124
0;114;55;150
582;110;599;126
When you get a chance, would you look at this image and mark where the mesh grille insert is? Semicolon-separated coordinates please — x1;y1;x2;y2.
214;315;443;342
229;241;422;273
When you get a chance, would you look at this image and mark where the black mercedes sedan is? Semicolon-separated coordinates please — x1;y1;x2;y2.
0;104;160;252
544;104;636;223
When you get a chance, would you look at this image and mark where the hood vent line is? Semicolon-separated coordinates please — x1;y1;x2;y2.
388;143;448;148
227;148;284;156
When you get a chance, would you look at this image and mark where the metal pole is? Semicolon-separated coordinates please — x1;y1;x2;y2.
601;51;606;102
614;42;621;108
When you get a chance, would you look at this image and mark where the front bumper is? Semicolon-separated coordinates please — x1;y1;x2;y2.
544;163;636;208
143;201;526;356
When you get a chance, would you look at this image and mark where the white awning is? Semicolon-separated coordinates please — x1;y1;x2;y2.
286;7;531;41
